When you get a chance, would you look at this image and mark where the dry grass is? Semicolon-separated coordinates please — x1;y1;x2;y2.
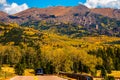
1;66;15;74
108;71;120;77
97;70;120;77
24;69;34;76
0;66;16;80
0;66;35;80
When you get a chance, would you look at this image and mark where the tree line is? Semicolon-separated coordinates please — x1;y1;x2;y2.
88;46;120;77
0;44;119;76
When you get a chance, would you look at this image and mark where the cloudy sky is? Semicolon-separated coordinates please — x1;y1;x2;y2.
0;0;120;14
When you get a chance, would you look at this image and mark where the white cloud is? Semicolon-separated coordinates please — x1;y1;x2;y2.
0;0;6;4
82;0;120;9
0;0;29;14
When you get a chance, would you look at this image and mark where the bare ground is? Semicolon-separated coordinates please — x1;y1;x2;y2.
10;75;68;80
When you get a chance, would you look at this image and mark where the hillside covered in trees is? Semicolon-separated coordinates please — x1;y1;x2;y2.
0;5;120;37
0;22;120;77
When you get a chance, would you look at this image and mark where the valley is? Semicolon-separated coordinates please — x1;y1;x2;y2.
0;4;120;80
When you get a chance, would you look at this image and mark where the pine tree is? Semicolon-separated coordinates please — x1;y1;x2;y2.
101;67;107;78
14;55;26;75
0;55;2;70
14;62;25;75
33;43;42;70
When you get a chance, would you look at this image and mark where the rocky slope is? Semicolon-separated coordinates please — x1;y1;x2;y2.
91;8;120;20
0;5;119;23
0;5;120;37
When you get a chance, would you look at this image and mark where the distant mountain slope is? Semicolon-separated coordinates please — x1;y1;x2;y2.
0;11;9;22
0;5;120;37
1;5;119;24
91;8;120;20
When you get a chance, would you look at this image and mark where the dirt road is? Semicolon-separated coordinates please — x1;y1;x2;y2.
10;75;68;80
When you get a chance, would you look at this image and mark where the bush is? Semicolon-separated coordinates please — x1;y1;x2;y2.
106;76;115;80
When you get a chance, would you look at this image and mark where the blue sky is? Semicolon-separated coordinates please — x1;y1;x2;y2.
7;0;86;8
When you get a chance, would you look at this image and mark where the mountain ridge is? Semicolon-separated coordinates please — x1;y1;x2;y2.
0;5;120;37
1;4;120;24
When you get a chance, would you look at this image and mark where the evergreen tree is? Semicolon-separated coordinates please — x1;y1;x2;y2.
33;43;42;70
0;54;2;70
14;54;26;75
14;62;25;75
101;67;107;78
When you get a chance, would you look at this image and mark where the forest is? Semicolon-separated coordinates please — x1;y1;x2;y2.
0;22;120;78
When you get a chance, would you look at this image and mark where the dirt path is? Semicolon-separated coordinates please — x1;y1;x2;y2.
10;75;68;80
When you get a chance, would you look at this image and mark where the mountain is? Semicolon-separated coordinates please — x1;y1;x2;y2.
0;5;120;37
0;7;120;76
7;5;89;24
91;8;120;20
1;5;120;24
0;11;9;22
